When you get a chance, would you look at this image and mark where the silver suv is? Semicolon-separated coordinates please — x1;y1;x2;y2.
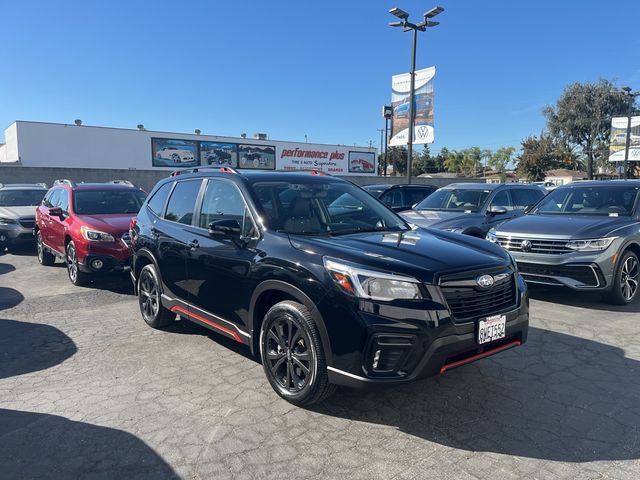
0;183;48;250
488;180;640;304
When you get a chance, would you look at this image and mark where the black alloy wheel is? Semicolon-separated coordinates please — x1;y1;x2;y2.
606;250;640;305
137;264;175;328
260;301;335;406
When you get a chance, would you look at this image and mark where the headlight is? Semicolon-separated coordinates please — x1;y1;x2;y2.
323;257;423;301
566;237;616;252
80;226;115;242
0;217;17;225
486;229;498;243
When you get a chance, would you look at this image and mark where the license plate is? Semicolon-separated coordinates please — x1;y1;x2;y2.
478;314;506;344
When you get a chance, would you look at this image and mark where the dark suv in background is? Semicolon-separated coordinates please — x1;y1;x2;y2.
362;184;437;212
400;183;546;238
130;168;529;406
488;180;640;304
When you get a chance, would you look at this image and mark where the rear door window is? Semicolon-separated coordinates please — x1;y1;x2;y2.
147;182;173;216
490;190;514;211
164;180;202;225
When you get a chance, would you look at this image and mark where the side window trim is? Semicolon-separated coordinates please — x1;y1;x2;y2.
162;179;205;227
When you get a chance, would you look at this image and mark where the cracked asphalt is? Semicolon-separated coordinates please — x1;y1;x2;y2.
1;248;639;479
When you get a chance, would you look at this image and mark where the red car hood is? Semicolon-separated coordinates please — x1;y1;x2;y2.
76;214;134;234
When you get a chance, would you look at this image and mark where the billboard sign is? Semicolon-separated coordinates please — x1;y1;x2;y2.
200;141;238;167
389;66;435;146
279;146;358;174
152;138;198;168
348;151;376;173
609;116;640;162
238;144;276;169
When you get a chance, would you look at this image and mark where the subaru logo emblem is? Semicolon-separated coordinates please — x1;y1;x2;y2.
521;239;532;252
476;274;494;289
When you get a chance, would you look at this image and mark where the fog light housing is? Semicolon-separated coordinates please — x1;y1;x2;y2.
91;259;104;270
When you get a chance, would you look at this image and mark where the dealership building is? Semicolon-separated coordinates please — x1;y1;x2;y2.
0;121;377;176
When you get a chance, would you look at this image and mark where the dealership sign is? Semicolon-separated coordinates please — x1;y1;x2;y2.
389;66;435;146
150;138;375;175
609;116;640;162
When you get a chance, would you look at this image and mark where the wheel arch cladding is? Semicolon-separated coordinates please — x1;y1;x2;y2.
249;280;333;361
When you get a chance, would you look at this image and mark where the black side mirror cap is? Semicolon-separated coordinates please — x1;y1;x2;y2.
208;219;241;237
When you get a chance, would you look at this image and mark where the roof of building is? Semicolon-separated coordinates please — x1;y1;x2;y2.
545;169;588;178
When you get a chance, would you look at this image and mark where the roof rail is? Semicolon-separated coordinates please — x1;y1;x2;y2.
170;166;239;177
0;182;48;189
109;180;136;187
53;179;76;187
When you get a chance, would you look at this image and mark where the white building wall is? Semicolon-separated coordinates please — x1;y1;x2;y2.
4;121;376;175
0;122;19;162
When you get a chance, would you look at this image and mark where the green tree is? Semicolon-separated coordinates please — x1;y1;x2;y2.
488;147;516;181
543;80;631;179
444;150;464;175
411;145;431;177
516;133;560;181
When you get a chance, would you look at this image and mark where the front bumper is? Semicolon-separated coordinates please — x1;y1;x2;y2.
76;240;132;273
0;224;35;245
321;275;529;388
510;249;615;291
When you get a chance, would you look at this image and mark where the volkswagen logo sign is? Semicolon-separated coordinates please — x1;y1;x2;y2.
521;239;532;253
476;274;495;289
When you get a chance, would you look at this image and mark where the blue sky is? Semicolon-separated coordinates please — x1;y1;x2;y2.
1;0;639;154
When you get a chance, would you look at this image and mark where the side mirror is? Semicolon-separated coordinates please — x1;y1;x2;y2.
488;205;508;216
208;219;241;237
48;207;63;217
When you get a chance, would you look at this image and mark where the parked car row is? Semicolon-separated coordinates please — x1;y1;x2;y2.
4;171;639;406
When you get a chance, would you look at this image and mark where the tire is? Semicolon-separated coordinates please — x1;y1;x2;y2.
138;264;175;328
260;300;336;406
66;241;89;286
604;250;639;305
36;231;55;266
171;153;180;162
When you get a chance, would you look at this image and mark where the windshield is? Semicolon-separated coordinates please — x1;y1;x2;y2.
415;188;491;213
0;189;47;207
250;180;408;235
73;190;147;215
533;185;640;216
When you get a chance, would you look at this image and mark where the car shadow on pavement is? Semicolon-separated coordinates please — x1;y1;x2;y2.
0;318;77;380
0;287;24;311
0;262;16;275
528;285;640;313
313;326;640;463
75;272;135;295
0;409;179;479
164;318;258;363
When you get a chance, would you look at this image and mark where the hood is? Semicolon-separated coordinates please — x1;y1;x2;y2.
400;209;483;229
494;214;634;239
289;228;510;284
0;206;37;218
76;214;134;234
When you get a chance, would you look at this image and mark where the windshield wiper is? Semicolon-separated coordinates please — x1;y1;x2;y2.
327;226;406;236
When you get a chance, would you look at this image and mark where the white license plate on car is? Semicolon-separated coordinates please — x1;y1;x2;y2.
478;314;506;344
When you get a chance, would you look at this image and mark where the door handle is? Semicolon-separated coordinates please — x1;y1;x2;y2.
188;239;199;250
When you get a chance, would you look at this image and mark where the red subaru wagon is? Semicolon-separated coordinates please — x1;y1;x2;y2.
35;179;147;285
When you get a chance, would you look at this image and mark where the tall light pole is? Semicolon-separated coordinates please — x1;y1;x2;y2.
389;6;443;184
622;86;638;179
383;105;393;176
377;128;384;174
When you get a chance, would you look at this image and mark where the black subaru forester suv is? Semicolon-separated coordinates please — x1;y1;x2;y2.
130;168;529;406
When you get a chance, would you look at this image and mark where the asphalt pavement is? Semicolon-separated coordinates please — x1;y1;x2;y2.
1;248;639;479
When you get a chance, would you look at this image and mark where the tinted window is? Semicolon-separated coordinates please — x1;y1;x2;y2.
415;188;491;212
44;189;61;208
200;180;256;237
381;189;403;208
534;186;640;216
511;189;543;210
147;182;173;216
250;180;407;235
406;188;433;206
164;180;201;225
74;190;147;215
491;190;514;211
0;189;47;207
58;190;69;213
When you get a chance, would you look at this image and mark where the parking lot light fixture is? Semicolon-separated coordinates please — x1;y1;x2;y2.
388;6;444;184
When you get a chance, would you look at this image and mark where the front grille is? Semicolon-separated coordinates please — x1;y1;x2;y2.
440;273;516;321
18;217;35;229
496;235;571;254
518;263;599;287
